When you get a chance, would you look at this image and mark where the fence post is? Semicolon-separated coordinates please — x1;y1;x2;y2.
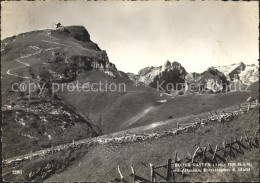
212;145;218;161
223;139;226;159
166;158;172;181
254;130;259;146
150;163;155;182
52;145;54;154
176;123;179;135
230;137;234;157
248;136;252;149
172;159;176;182
191;147;200;164
131;165;135;183
244;132;251;148
202;147;207;163
247;103;250;112
208;143;213;152
175;151;178;162
117;165;124;182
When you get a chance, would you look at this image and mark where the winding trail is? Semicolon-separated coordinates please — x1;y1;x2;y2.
7;49;43;79
6;32;70;80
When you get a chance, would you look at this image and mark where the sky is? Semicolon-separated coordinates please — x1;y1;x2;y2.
1;1;259;74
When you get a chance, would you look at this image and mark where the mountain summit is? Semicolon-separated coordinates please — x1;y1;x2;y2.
214;62;258;84
128;60;187;93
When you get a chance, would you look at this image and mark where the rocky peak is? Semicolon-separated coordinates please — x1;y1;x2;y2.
62;26;91;42
162;61;186;74
162;60;171;69
214;62;258;84
138;66;156;76
131;60;187;86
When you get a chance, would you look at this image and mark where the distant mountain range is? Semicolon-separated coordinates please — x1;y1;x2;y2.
127;61;258;93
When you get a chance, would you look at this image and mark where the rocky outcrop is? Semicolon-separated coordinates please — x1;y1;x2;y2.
63;26;91;42
187;67;230;93
238;64;258;84
185;72;201;83
129;61;187;93
126;73;139;82
44;53;124;82
149;61;187;93
136;66;160;85
214;62;258;84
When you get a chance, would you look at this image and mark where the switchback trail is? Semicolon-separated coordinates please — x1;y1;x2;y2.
6;32;70;80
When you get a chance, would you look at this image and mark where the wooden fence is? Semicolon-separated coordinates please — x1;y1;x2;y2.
3;100;258;167
119;130;259;182
115;100;259;182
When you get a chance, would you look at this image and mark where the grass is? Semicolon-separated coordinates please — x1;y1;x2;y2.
2;26;259;182
1;26;118;160
2;98;100;159
3;106;258;182
2;142;95;182
59;73;252;134
42;108;258;182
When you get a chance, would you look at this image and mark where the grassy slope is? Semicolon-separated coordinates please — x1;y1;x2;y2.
4;107;258;182
1;29;104;158
248;81;259;99
45;108;259;182
58;70;168;133
1;98;101;159
1;28;102;103
59;75;251;134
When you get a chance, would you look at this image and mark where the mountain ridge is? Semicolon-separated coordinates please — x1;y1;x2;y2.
127;61;258;93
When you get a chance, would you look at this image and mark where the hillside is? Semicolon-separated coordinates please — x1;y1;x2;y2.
1;26;114;157
58;69;252;133
3;102;258;182
2;25;255;137
2;98;101;159
248;81;259;99
1;26;170;150
44;108;258;182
